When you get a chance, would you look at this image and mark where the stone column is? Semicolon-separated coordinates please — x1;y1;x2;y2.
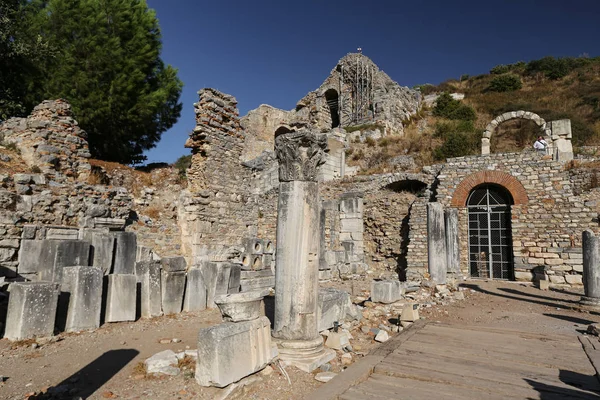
445;208;460;275
581;230;600;309
427;202;447;284
272;128;335;372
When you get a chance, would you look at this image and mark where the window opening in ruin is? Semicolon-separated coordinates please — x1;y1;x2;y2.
490;119;542;153
467;184;513;280
385;180;427;195
325;89;340;128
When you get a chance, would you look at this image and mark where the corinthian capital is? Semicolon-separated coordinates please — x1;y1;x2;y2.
275;129;327;182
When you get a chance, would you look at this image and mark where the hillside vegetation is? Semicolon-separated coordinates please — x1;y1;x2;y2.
346;55;600;174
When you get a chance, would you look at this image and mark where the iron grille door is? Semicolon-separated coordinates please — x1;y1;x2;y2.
467;186;513;280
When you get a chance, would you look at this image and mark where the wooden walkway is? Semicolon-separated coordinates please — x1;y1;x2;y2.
310;321;600;399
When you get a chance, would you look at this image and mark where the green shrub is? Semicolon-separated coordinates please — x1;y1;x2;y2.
525;56;595;80
460;74;470;81
490;64;510;75
173;154;192;177
433;93;476;121
365;137;376;147
488;74;522;92
434;132;478;160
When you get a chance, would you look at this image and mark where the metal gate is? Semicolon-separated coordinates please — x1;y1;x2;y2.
467;185;513;280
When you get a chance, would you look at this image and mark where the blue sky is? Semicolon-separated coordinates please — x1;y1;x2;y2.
144;0;600;164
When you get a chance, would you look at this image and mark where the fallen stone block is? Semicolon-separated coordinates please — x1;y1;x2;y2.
136;245;153;262
202;262;232;308
195;316;275;387
89;233;115;275
17;239;58;276
161;256;186;272
240;276;274;292
318;288;360;332
105;274;136;322
145;350;180;375
138;261;162;318
46;228;79;241
49;240;91;282
161;270;186;314
62;266;103;332
375;330;390;342
371;280;404;304
113;232;136;275
228;264;241;294
401;303;419;322
4;282;60;340
183;268;207;312
325;331;350;350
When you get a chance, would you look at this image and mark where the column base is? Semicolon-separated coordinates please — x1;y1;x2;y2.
580;296;600;311
273;336;335;373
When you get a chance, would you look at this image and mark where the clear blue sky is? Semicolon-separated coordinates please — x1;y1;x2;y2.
144;0;600;164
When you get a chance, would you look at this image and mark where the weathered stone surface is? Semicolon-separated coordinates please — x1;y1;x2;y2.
325;331;350;350
136;245;153;262
113;232;136;275
228;263;241;293
47;240;90;282
145;350;179;375
105;274;136;322
137;261;162;318
214;290;267;322
17;239;58;275
400;303;419;322
582;230;600;303
195;316;275;387
61;266;103;332
89;233;115;275
371;280;404;304
445;208;460;274
427;203;447;284
375;330;390;342
183;268;207;312
161;270;186;315
4;282;60;340
161;256;187;272
318;288;359;332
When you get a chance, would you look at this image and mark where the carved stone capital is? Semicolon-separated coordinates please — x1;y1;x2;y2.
275;130;327;182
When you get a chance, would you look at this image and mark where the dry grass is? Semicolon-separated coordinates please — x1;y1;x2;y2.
144;205;161;220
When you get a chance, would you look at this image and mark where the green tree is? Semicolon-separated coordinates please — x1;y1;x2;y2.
0;0;51;120
28;0;183;164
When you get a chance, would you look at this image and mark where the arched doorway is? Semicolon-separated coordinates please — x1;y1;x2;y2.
324;89;340;128
467;184;514;280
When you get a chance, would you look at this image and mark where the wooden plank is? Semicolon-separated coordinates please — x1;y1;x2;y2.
376;356;600;396
428;323;578;341
419;325;581;353
385;347;597;384
406;334;592;371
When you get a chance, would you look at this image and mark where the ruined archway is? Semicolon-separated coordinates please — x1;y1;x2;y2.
481;111;551;155
324;89;340;128
451;170;528;207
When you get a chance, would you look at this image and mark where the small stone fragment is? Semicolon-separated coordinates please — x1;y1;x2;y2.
260;365;274;376
315;372;337;383
375;330;390;342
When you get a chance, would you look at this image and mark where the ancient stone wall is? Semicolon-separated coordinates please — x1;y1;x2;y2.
181;89;258;264
432;152;599;285
0;100;91;183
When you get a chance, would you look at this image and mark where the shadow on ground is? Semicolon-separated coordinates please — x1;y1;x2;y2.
525;369;600;399
30;349;139;399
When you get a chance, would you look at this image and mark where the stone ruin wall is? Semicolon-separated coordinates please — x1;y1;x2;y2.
181;89;261;264
434;152;600;286
0;100;136;279
0;99;92;183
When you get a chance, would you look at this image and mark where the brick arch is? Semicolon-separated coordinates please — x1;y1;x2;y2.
481;110;551;155
451;171;528;207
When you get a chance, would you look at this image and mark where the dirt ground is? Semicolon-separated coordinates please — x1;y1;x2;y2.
0;280;596;400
